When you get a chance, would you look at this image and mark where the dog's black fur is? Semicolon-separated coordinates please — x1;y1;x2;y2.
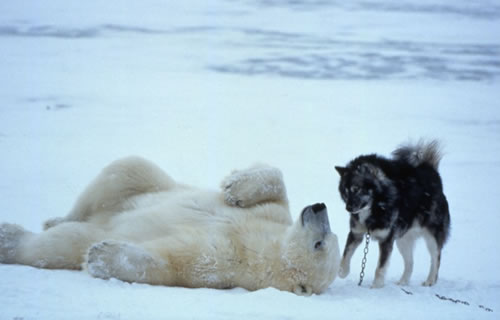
335;140;450;287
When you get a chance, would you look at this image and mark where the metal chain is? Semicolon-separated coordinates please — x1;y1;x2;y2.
401;289;493;313
358;232;371;286
354;232;494;314
356;233;494;314
435;294;493;312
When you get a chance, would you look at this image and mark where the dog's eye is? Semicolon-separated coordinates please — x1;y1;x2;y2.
350;186;359;193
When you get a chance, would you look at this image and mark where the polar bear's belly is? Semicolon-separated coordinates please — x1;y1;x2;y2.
103;188;232;242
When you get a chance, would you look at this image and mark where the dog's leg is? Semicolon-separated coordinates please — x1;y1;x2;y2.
372;236;394;288
221;164;288;208
396;232;417;286
422;230;440;286
338;231;364;278
86;240;170;285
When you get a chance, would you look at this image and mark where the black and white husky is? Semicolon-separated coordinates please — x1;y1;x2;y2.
335;140;450;288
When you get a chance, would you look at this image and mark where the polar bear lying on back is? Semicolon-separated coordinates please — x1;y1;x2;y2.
0;157;340;295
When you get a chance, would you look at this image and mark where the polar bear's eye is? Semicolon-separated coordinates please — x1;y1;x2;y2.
314;241;323;250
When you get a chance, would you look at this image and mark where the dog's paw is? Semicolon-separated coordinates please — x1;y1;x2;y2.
422;279;437;287
397;279;410;286
0;223;27;263
371;278;385;289
338;262;350;279
43;217;65;230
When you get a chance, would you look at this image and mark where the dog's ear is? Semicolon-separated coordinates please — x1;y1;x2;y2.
335;166;347;176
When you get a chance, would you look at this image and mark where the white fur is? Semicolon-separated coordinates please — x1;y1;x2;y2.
0;157;340;295
353;206;371;225
422;229;440;286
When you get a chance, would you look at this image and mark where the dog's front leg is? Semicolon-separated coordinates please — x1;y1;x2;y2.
372;236;394;288
339;231;364;278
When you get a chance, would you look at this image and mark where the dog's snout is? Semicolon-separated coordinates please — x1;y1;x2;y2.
312;203;326;213
346;204;353;212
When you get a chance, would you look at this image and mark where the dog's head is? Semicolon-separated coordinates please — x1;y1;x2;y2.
335;162;385;215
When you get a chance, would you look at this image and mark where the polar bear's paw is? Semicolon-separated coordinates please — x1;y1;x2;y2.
221;170;256;208
86;240;163;283
86;241;118;279
221;175;245;208
0;223;27;263
43;217;65;230
221;166;285;208
293;284;313;296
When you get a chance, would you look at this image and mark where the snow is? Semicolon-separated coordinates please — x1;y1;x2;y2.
1;0;499;319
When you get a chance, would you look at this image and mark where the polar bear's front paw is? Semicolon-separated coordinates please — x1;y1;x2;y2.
221;171;254;208
43;217;65;230
221;166;286;208
0;223;27;263
293;284;313;296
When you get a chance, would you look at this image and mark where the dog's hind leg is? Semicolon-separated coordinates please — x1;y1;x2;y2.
396;232;417;286
372;236;394;288
44;157;176;230
422;230;441;286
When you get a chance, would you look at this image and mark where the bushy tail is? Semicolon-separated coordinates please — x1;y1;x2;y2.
392;139;443;170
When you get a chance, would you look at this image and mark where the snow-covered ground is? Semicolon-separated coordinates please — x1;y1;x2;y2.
1;0;499;319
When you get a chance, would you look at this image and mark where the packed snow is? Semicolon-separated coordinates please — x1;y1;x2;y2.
1;0;499;319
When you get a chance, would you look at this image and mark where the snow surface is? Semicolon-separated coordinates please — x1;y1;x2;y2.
1;0;499;319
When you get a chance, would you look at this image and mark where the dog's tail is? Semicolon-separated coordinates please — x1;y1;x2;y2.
392;139;443;170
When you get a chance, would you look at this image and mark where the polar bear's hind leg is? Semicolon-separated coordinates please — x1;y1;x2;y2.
1;222;101;269
44;156;176;230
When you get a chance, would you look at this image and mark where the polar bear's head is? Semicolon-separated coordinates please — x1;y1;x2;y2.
281;203;340;295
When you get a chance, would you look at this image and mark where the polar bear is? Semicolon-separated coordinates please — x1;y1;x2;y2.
0;157;340;295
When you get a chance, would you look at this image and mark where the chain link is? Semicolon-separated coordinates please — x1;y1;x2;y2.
358;232;370;286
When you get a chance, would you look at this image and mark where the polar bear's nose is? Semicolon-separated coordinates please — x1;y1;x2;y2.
300;203;331;234
312;203;326;213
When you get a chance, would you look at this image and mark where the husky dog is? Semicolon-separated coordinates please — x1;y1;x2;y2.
334;140;450;288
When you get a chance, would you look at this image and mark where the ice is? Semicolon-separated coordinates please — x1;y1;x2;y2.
1;0;499;319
